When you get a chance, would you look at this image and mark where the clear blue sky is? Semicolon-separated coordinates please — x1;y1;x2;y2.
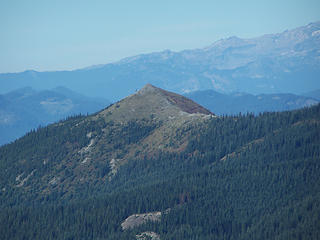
1;0;319;73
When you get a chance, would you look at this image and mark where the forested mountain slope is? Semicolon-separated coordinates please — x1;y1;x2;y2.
0;85;319;239
0;84;213;206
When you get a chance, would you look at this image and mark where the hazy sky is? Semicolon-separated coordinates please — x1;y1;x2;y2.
1;0;319;73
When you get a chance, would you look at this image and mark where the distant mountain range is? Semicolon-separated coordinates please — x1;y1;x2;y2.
185;90;319;115
303;89;320;100
0;87;110;146
0;21;319;101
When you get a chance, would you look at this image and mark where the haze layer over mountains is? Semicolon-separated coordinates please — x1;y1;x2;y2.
1;21;319;101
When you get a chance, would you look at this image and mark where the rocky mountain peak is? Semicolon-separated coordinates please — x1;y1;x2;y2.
137;83;158;95
98;84;213;122
138;84;212;114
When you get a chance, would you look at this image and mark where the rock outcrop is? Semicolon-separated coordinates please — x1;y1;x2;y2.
121;211;161;230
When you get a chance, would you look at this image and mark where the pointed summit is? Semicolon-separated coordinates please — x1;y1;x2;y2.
141;84;212;115
98;84;213;122
137;83;158;94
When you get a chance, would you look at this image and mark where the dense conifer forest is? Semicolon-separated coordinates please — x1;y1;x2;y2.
0;103;319;239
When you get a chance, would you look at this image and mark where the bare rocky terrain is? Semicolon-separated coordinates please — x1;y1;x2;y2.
121;211;162;230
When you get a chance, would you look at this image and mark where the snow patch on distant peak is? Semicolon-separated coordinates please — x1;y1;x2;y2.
312;30;320;37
